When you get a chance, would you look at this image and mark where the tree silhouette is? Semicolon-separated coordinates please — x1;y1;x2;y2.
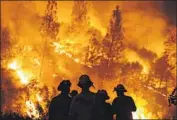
85;34;103;67
103;5;124;66
40;0;60;40
101;5;124;79
164;27;176;80
71;1;88;27
39;0;60;81
1;27;12;59
68;1;89;34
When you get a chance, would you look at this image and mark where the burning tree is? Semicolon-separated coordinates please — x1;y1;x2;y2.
105;5;124;63
1;1;61;119
164;27;176;80
67;1;89;35
40;0;60;40
39;0;60;80
1;1;176;119
1;27;12;59
162;27;177;95
102;5;124;78
71;1;88;28
85;33;104;67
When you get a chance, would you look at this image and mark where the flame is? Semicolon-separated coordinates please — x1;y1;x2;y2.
36;94;43;102
8;60;19;70
26;100;40;119
133;108;149;119
8;60;33;85
1;1;176;119
124;48;150;74
52;42;92;67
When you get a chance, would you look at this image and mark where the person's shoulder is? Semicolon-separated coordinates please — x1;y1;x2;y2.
52;94;63;101
113;97;119;102
114;97;119;100
50;95;59;105
90;91;96;95
125;95;134;100
126;95;133;98
55;94;62;98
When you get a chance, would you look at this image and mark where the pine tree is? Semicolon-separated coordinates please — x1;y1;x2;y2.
164;27;176;80
40;0;60;40
85;34;103;67
103;5;124;65
39;0;60;81
72;1;88;26
69;1;89;33
1;27;12;59
101;5;124;80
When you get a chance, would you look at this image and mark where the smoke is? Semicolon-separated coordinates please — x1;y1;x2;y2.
1;0;175;93
1;1;176;119
162;1;176;26
2;1;175;87
2;1;173;57
89;1;170;57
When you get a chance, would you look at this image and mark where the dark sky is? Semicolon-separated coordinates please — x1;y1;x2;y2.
163;1;176;26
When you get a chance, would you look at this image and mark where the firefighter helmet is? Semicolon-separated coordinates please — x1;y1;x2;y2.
77;74;93;88
114;84;127;92
57;80;71;91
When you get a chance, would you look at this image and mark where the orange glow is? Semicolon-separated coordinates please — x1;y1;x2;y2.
8;60;34;85
1;1;176;119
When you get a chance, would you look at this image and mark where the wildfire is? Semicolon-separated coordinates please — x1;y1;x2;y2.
8;60;33;85
8;60;19;70
133;109;148;119
52;42;93;67
1;1;176;119
36;94;43;102
26;100;40;119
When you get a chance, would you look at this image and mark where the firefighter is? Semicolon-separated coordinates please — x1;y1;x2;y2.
168;87;177;106
69;74;95;120
112;84;136;120
70;90;78;99
49;80;72;120
91;90;113;120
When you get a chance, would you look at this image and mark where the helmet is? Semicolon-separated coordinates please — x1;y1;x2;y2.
77;74;93;88
114;84;127;92
57;80;71;91
97;90;110;100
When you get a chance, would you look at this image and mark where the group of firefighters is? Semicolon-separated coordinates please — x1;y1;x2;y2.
48;74;137;120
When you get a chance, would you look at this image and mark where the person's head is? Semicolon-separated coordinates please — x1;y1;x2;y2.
114;84;127;96
57;80;71;94
96;90;110;102
70;90;78;98
77;74;93;91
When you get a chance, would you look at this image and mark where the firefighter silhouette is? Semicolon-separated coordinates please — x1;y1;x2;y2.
90;90;113;120
168;87;177;106
49;80;72;120
69;74;95;120
70;90;78;99
112;84;136;120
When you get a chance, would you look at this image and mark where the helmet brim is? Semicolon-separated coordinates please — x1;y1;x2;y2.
114;88;127;92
